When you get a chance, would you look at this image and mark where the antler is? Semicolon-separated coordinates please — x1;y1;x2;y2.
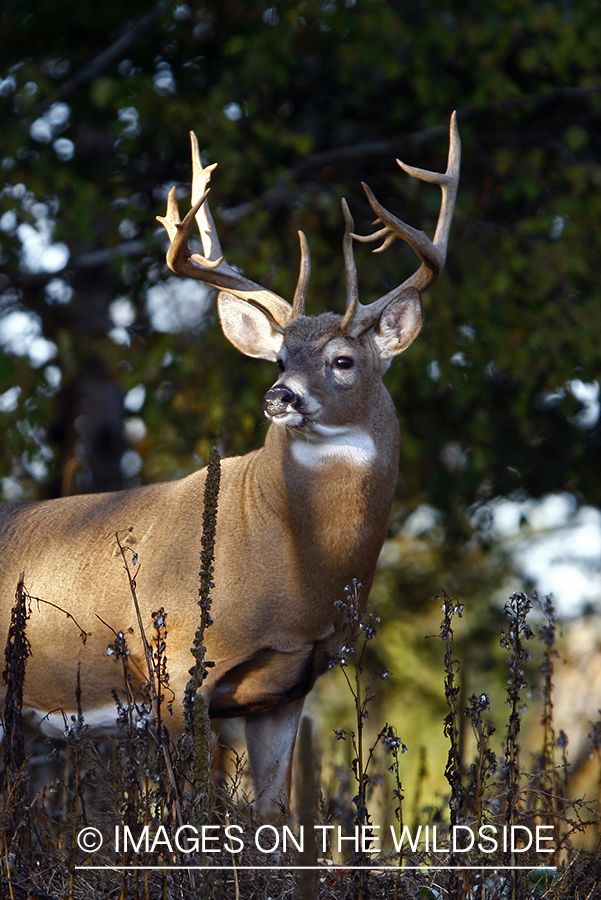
157;132;310;328
341;111;461;334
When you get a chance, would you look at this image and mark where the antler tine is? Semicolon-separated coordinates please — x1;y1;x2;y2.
190;131;223;265
340;198;358;332
157;184;223;276
157;132;296;328
292;231;310;317
399;110;461;253
347;112;461;333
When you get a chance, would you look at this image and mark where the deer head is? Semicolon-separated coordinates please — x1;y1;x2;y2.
157;112;460;373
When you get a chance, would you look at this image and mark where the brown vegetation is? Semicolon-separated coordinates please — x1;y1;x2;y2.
1;463;599;899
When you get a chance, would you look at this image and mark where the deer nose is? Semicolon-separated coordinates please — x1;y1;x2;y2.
263;385;297;417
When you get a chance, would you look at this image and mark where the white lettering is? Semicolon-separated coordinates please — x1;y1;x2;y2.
122;825;150;853
452;826;475;853
362;826;380;854
283;826;304;852
535;826;555;854
202;825;222;854
510;825;532;853
314;825;334;853
431;826;450;853
389;825;422;853
477;825;498;853
175;826;199;854
255;824;279;853
224;824;244;854
338;826;359;853
150;825;173;854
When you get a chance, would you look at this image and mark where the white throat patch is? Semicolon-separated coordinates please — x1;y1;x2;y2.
291;426;376;469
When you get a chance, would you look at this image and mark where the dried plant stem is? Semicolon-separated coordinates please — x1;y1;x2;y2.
538;595;558;775
2;574;30;778
67;663;85;900
333;579;398;900
115;531;185;834
464;692;496;828
3;833;16;900
115;532;158;704
500;591;533;899
587;718;601;848
440;592;464;827
501;593;533;830
439;592;464;899
1;573;32;882
534;594;564;862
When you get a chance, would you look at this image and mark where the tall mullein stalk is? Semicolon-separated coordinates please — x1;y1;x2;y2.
184;446;220;823
1;573;31;873
2;574;30;784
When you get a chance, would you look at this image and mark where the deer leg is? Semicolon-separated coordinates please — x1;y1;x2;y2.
245;696;305;824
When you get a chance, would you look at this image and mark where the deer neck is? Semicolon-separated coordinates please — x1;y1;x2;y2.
260;382;399;491
241;390;400;595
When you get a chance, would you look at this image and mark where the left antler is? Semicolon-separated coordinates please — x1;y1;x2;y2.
341;111;461;334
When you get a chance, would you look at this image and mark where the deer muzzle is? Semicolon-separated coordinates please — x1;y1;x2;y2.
263;385;297;418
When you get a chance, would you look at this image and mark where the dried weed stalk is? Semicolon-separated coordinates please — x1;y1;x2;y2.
439;591;464;828
182;444;220;826
332;579;407;899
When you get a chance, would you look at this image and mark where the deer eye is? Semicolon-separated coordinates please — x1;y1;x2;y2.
277;358;285;372
333;356;354;370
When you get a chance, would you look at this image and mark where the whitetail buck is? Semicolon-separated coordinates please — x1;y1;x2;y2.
0;115;460;822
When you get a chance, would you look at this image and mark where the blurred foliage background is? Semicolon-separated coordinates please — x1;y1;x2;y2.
1;0;600;810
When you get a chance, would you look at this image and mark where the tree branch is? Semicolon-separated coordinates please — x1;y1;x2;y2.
220;85;601;223
33;3;164;116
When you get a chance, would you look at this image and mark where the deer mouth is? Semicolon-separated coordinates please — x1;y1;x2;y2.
264;406;310;429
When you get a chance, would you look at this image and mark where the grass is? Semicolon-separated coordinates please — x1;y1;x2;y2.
1;457;600;898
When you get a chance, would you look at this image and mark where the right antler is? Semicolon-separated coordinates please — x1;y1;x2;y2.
157;132;309;328
341;112;461;334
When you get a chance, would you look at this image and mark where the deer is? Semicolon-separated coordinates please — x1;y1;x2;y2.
0;114;460;823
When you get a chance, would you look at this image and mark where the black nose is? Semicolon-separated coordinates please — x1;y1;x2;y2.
263;385;296;416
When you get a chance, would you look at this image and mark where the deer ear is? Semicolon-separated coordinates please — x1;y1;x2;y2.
218;292;284;361
372;288;423;360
